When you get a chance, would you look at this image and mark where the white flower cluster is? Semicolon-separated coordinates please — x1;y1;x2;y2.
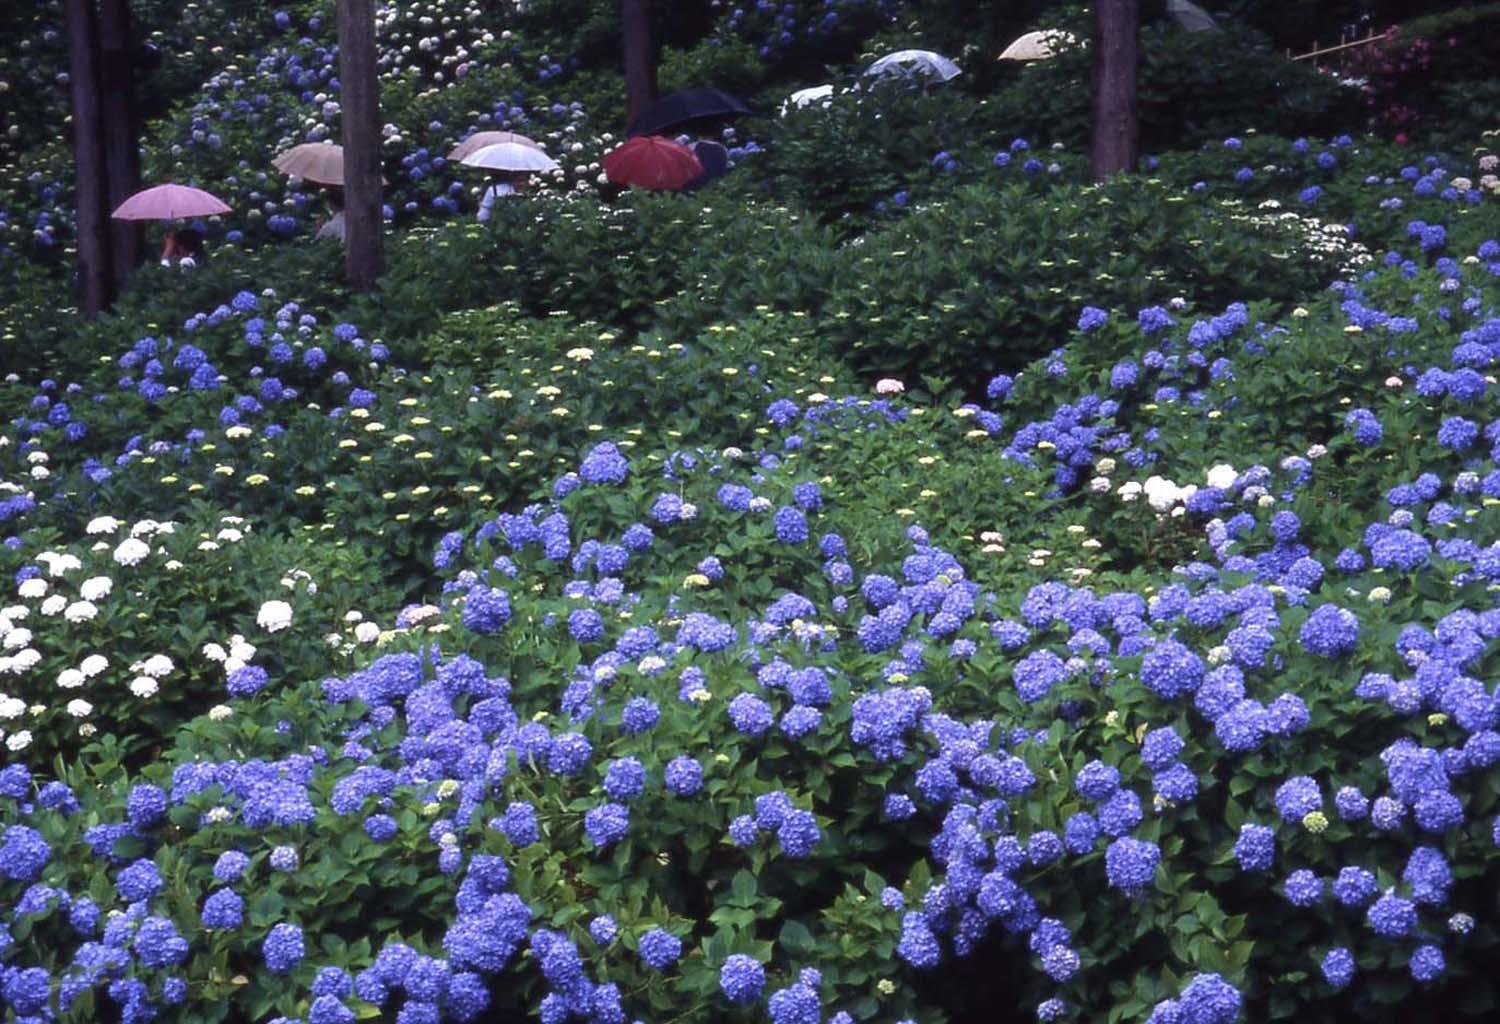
202;635;259;675
1113;462;1240;515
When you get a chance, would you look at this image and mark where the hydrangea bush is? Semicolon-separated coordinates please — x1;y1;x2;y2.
3;2;1500;1022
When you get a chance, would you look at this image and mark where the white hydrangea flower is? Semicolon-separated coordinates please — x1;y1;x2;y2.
86;516;121;535
229;639;257;662
17;578;48;600
113;538;151;566
129;677;159;698
2;628;32;650
64;601;98;624
208;704;233;721
39;595;67;616
41;552;82;576
0;696;25;718
137;654;174;678
66;699;93;717
80;654;108;677
354;621;381;643
56;668;85;689
5;730;32;751
202;642;228;662
257;600;294;633
79;576;113;601
1205;464;1238;490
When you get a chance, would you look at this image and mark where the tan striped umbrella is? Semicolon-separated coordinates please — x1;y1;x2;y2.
272;143;345;185
998;30;1078;61
447;131;545;162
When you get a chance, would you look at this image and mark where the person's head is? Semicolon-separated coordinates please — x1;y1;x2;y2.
176;228;205;256
327;188;344;211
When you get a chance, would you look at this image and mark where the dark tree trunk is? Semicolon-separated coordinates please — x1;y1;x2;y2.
99;0;142;284
64;0;113;317
1090;0;1139;181
337;0;384;290
621;0;656;130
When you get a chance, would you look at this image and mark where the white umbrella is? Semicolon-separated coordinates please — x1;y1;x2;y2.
864;49;962;82
998;30;1080;61
1167;0;1220;33
781;85;836;116
460;143;560;173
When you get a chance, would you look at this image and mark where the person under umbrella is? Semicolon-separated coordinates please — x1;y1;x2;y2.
683;140;730;191
161;227;205;266
111;183;231;268
314;188;346;244
478;172;530;221
459;142;560;220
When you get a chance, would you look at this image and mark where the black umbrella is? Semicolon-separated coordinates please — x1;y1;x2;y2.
628;88;752;137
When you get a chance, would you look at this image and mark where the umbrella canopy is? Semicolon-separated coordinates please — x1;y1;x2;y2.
1167;0;1220;33
998;30;1079;61
602;136;703;191
447;131;544;162
781;84;836;116
272;143;345;185
864;49;962;82
628;88;751;137
111;183;231;221
460;143;560;173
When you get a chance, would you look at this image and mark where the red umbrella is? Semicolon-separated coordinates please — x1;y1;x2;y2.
112;184;232;221
602;136;703;191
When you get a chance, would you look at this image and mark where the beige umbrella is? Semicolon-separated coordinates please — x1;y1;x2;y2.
447;131;545;162
272;143;345;185
998;30;1079;61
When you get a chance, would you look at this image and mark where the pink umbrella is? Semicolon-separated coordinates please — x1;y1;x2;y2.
112;184;232;221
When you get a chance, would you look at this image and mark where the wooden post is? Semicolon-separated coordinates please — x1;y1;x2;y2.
1090;0;1139;182
99;0;142;284
621;0;657;131
337;0;384;290
63;0;113;317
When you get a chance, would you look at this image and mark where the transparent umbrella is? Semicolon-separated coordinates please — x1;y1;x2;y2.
864;50;962;82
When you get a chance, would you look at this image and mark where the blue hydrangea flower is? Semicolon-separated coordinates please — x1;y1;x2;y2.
1321;946;1355;988
263;922;305;973
720;954;766;1004
1104;837;1160;894
584;803;630;848
638;928;682;971
1233;824;1275;872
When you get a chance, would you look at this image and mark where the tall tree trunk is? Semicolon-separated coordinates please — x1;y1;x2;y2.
621;0;656;130
338;0;383;291
1090;0;1139;181
63;0;113;317
99;0;142;285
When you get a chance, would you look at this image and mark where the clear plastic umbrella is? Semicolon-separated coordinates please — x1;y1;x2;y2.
864;50;962;82
1167;0;1220;33
781;85;836;116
